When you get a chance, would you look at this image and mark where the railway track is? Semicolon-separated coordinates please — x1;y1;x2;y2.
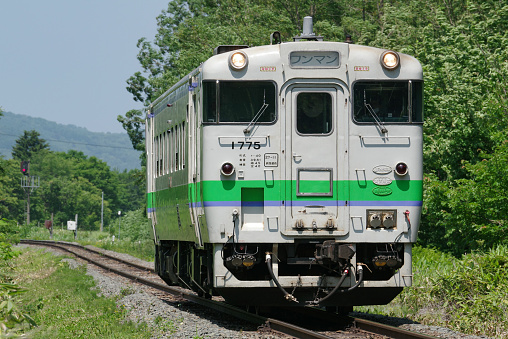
20;240;437;339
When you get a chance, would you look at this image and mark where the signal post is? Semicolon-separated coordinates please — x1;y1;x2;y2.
20;161;40;225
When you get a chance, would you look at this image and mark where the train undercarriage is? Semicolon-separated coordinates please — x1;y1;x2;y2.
154;239;406;307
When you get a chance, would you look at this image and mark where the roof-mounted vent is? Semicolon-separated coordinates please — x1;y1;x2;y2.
293;16;323;41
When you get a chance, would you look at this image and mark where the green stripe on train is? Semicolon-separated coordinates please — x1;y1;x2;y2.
147;180;422;204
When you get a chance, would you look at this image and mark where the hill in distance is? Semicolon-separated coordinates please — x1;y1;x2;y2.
0;111;141;171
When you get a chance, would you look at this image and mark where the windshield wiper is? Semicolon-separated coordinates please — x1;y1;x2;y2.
244;91;269;134
364;90;388;134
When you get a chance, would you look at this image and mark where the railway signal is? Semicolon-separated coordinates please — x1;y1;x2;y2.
20;160;29;175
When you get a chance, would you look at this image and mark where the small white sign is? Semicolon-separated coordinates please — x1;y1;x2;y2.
67;221;77;231
264;153;278;167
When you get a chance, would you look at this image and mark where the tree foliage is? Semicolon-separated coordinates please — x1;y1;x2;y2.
11;130;49;162
120;0;508;255
0;147;145;228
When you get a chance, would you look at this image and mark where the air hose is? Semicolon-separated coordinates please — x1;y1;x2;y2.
311;264;364;305
265;253;298;303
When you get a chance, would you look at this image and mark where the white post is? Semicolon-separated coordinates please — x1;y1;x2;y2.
74;214;78;240
118;211;121;240
101;191;104;232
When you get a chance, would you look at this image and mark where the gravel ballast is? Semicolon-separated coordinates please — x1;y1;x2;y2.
18;244;492;338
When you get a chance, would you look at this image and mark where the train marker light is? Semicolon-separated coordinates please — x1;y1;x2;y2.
381;51;400;70
231;255;243;267
221;162;235;176
242;255;255;267
229;51;248;70
373;258;387;267
395;162;408;176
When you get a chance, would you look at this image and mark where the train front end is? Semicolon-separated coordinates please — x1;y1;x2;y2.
198;28;423;307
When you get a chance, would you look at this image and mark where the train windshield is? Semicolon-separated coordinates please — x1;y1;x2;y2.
353;81;423;123
203;81;276;123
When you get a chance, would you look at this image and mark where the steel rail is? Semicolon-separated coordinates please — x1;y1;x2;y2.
21;239;153;272
353;317;438;339
285;304;438;339
20;240;331;338
21;240;438;339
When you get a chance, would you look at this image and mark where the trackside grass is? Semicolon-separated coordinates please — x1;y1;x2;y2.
15;222;508;338
18;208;155;261
12;248;151;339
356;246;508;338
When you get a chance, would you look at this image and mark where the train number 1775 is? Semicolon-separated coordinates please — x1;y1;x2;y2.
231;141;261;150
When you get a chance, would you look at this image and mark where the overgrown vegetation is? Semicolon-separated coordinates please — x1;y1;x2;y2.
0;230;35;337
358;246;508;337
13;248;151;339
0;210;156;337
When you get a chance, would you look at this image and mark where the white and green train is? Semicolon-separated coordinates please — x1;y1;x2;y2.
146;17;423;308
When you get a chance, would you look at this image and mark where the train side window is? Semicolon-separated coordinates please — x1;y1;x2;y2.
296;92;332;134
175;125;179;170
182;122;185;169
154;135;159;177
159;135;163;176
166;130;170;174
412;81;424;123
353;81;423;124
171;127;175;173
203;81;217;123
162;131;168;174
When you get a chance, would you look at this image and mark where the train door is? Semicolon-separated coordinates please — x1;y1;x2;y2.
188;84;203;246
285;85;349;235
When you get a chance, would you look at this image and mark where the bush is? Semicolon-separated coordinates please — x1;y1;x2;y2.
113;209;151;242
0;219;19;243
367;246;508;338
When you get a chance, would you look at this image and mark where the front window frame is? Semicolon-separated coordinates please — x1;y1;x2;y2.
202;80;278;125
352;80;423;125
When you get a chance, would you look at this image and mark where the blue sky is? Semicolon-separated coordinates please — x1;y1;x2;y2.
0;0;168;133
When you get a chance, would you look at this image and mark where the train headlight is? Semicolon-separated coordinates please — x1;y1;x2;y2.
221;162;235;176
381;51;400;70
229;51;248;70
395;162;408;176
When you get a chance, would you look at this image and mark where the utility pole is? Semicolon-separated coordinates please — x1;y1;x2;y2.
20;161;39;225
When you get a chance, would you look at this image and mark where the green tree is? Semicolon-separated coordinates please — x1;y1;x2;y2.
11;130;50;162
122;0;508;254
117;109;145;152
0;107;4;175
0;159;25;220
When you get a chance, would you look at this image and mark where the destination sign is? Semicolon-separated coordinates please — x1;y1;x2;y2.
289;51;340;68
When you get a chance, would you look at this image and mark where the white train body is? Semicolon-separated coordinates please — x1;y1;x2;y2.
146;25;423;307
